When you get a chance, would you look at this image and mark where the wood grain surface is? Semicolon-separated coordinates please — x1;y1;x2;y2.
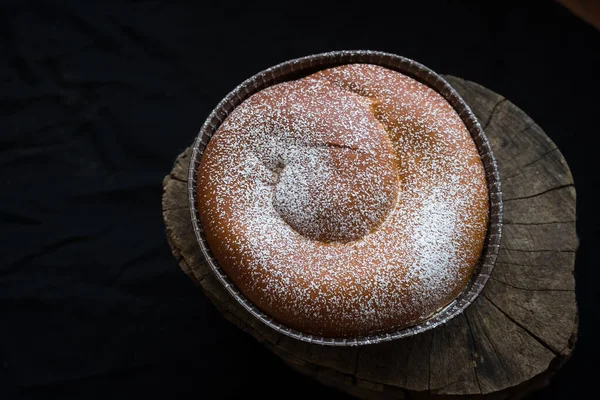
162;76;578;399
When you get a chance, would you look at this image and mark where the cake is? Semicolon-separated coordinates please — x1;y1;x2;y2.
196;64;489;337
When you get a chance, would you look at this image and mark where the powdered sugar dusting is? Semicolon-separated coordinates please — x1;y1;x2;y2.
197;64;489;337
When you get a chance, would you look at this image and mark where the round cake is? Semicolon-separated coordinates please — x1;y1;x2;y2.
196;64;489;338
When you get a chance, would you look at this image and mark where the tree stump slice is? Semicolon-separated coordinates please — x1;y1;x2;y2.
162;76;578;399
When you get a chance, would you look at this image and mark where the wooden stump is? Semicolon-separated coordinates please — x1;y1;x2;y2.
162;77;578;399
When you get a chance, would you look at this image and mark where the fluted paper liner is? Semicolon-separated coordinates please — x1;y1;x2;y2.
188;51;503;346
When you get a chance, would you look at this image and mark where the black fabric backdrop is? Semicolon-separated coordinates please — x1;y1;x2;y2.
1;1;599;399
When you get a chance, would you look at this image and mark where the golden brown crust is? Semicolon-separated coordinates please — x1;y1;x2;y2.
197;64;489;337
